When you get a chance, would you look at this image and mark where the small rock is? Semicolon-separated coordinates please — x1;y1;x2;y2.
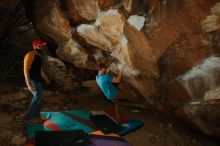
148;133;154;137
189;101;201;105
191;139;197;144
16;113;26;120
21;101;26;104
168;123;173;128
131;109;139;113
159;124;163;128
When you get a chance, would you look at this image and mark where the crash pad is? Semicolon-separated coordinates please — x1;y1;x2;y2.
27;109;97;139
90;109;144;136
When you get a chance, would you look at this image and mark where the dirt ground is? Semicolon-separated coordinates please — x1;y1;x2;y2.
0;80;219;146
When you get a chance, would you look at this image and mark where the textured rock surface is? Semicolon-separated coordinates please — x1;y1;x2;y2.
177;84;220;137
181;97;220;137
204;86;220;101
95;9;126;45
77;24;113;51
202;2;220;32
43;56;81;91
65;0;119;24
31;0;220;138
56;39;96;68
66;0;100;24
33;0;72;42
177;57;220;98
127;15;145;31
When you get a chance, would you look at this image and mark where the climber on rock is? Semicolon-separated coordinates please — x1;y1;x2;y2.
96;63;126;123
23;39;51;124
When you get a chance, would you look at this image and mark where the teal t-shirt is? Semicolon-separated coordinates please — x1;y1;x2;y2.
96;74;118;100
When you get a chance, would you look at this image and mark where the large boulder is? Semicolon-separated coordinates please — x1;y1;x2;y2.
76;9;126;52
32;0;72;42
177;57;220;98
171;56;220;138
166;56;220;104
76;9;159;101
77;24;113;51
66;0;100;24
56;39;97;69
95;9;126;45
143;0;218;58
179;86;220;137
31;0;220;138
66;0;118;25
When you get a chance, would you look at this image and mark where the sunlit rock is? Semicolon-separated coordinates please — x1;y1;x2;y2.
204;86;220;101
56;39;96;68
174;57;220;137
95;9;126;44
77;24;113;52
127;15;145;31
202;15;220;32
177;56;220;98
211;2;220;16
202;3;220;32
183;99;220;137
66;0;100;24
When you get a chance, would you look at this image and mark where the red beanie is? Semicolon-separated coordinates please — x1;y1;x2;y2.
32;40;46;47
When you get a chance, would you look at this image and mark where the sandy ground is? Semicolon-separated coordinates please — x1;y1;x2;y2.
0;80;219;146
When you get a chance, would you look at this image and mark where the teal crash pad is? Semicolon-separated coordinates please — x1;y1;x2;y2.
27;109;97;139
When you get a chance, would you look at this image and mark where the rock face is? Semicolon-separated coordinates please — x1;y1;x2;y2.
202;2;220;32
66;0;118;24
66;0;100;24
181;86;220;137
31;0;220;138
177;57;220;98
43;56;80;91
56;39;95;68
32;0;72;42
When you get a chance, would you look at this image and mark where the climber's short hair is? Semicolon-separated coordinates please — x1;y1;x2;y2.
98;63;107;70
